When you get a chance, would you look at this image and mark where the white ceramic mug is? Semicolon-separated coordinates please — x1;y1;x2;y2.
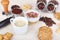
10;17;28;34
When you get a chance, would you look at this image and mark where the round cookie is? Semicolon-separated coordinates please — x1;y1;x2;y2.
38;26;52;40
54;12;60;20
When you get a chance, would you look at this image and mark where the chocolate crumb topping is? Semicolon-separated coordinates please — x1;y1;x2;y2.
12;9;22;14
11;5;22;14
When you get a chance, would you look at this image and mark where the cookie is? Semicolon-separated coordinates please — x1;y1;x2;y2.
38;26;52;40
56;27;60;34
54;12;60;20
0;34;3;40
22;4;32;10
3;32;13;40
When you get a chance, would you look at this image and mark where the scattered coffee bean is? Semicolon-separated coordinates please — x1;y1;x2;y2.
39;17;56;26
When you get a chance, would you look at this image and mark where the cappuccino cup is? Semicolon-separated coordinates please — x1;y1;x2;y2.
10;17;28;34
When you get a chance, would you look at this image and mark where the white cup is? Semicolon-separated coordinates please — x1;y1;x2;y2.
37;2;46;11
10;17;28;34
24;10;40;22
47;3;55;12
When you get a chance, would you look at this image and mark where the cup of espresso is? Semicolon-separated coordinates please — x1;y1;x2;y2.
47;3;55;12
10;17;28;34
37;2;45;10
37;0;46;11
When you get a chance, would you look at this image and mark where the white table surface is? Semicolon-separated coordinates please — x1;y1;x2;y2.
0;0;60;40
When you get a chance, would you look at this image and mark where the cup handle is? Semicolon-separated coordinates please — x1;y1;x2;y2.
55;5;58;8
10;18;14;24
